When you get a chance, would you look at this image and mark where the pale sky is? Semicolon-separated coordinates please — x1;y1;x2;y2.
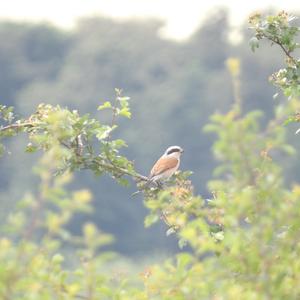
0;0;299;40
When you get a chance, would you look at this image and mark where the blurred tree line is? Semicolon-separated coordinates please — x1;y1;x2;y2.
0;9;299;256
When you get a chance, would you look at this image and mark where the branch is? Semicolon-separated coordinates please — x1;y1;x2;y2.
0;122;36;132
268;36;297;64
1;120;148;182
88;158;148;182
0;118;149;187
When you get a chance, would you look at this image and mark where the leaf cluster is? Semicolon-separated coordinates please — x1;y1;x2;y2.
249;11;300;99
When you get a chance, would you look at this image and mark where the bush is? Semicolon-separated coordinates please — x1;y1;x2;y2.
0;11;300;300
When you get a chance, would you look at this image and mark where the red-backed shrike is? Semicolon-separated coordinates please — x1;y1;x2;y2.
148;146;184;185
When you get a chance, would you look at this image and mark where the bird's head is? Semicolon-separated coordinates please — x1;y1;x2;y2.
164;145;184;158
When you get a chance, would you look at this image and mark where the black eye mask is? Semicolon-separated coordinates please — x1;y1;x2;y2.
166;148;181;155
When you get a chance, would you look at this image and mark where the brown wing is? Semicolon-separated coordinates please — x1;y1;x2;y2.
150;156;179;178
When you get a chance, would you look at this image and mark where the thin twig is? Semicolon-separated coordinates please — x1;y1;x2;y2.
107;89;120;142
104;89;121;169
268;36;297;64
89;158;148;182
0;122;35;132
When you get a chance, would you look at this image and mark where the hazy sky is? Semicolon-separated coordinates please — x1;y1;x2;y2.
0;0;299;39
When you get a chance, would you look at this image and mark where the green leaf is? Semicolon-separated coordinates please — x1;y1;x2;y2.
52;254;64;264
113;139;127;148
249;37;259;52
280;144;295;155
176;253;193;269
117;178;130;187
25;143;38;153
95;125;117;140
211;231;224;241
119;108;131;118
98;101;112;110
178;238;187;249
144;214;159;227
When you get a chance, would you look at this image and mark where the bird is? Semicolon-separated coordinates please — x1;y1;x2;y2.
147;145;184;187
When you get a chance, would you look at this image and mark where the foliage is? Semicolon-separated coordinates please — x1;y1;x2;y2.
0;89;143;185
249;11;300;99
140;55;300;298
0;155;144;299
0;96;146;299
0;10;287;255
1;11;300;300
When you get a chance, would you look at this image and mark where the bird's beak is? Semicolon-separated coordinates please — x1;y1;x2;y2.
180;149;184;153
